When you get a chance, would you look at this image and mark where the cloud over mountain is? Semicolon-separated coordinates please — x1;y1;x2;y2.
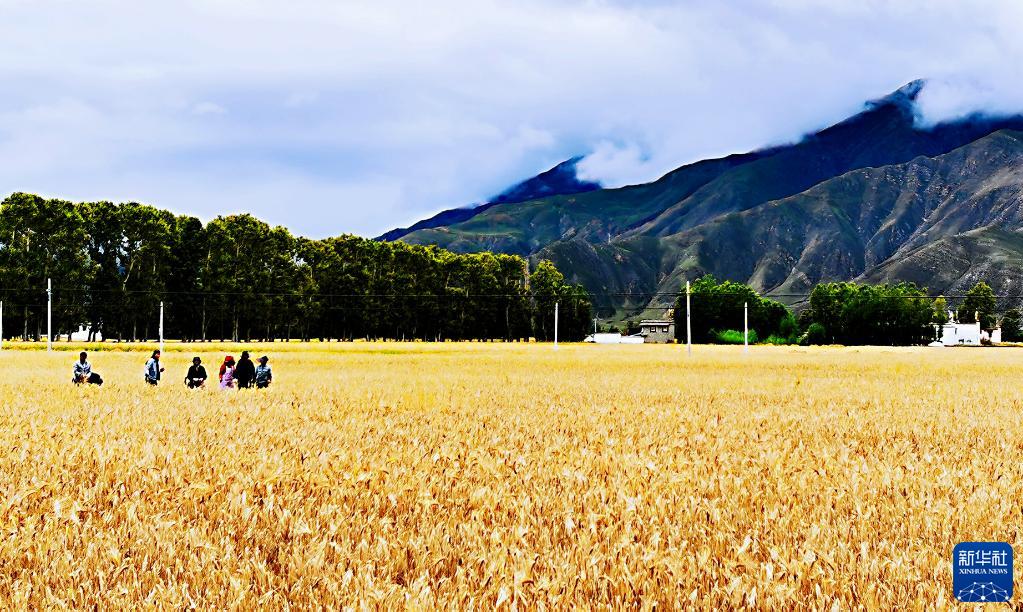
1;1;1023;236
395;80;1023;316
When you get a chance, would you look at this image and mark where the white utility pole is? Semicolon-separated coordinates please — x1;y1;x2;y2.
744;301;749;353
159;301;165;353
553;302;559;349
685;280;692;355
593;317;598;335
46;278;52;352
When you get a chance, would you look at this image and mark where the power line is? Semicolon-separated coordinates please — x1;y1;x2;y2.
1;289;1019;300
2;284;1021;302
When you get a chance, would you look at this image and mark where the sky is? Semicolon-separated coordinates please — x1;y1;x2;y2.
2;0;1023;238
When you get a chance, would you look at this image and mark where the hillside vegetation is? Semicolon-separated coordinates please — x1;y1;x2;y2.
392;81;1023;317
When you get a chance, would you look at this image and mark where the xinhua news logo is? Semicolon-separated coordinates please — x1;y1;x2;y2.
953;542;1013;603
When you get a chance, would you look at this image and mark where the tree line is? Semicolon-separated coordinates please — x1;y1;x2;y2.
673;275;1022;346
0;193;592;342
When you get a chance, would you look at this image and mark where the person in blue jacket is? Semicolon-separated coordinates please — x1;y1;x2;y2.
144;350;165;385
72;351;103;385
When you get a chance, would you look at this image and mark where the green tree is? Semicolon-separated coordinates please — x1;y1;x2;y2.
932;295;950;325
559;284;593;341
81;200;122;340
672;275;791;343
117;203;174;340
806;282;933;345
1001;309;1023;342
957;282;997;328
805;282;857;344
530;260;564;342
528;260;591;341
0;193;89;340
161;215;208;341
1;192;583;344
204;214;289;341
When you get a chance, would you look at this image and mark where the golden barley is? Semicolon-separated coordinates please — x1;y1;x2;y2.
0;342;1018;608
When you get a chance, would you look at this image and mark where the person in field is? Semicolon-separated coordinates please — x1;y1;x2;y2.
255;355;272;388
185;356;208;388
219;355;234;383
72;351;103;385
235;351;256;389
144;350;164;385
219;356;236;389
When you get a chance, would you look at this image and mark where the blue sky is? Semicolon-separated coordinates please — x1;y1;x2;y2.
2;0;1022;237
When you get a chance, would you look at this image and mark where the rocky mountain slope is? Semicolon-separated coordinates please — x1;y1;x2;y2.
376;157;600;242
388;81;1023;316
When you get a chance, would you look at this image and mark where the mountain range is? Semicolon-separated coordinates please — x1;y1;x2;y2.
376;157;600;242
381;80;1023;318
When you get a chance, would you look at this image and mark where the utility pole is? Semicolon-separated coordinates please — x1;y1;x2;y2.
159;301;165;353
46;278;52;352
744;301;749;353
593;317;598;335
685;280;692;355
554;302;559;349
0;300;3;351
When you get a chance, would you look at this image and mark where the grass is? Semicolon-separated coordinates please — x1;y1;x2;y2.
712;329;757;344
0;342;1019;607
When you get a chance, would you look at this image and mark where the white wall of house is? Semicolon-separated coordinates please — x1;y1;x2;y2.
584;333;646;345
936;321;981;346
588;333;625;344
69;326;102;342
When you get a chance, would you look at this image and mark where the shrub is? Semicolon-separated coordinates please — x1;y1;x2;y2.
800;323;827;346
713;329;758;345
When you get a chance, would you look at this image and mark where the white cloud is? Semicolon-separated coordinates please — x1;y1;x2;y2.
191;102;227;116
0;0;1022;236
284;92;319;109
575;142;651;187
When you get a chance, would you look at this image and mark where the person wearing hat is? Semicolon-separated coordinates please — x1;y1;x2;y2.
255;355;273;389
235;351;256;389
184;356;208;388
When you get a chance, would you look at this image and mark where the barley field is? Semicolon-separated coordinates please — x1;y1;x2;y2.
0;342;1019;608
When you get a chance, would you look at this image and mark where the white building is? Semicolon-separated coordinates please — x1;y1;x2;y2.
69;326;102;342
584;333;645;345
933;313;1000;346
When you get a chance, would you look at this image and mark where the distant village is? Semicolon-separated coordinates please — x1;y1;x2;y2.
586;309;1010;347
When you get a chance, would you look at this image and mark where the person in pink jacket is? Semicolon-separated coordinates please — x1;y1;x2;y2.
219;357;236;389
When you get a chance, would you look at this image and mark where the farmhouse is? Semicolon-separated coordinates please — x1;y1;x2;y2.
934;317;1001;346
638;319;674;344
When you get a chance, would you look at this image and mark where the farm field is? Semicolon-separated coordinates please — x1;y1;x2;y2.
0;342;1020;607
